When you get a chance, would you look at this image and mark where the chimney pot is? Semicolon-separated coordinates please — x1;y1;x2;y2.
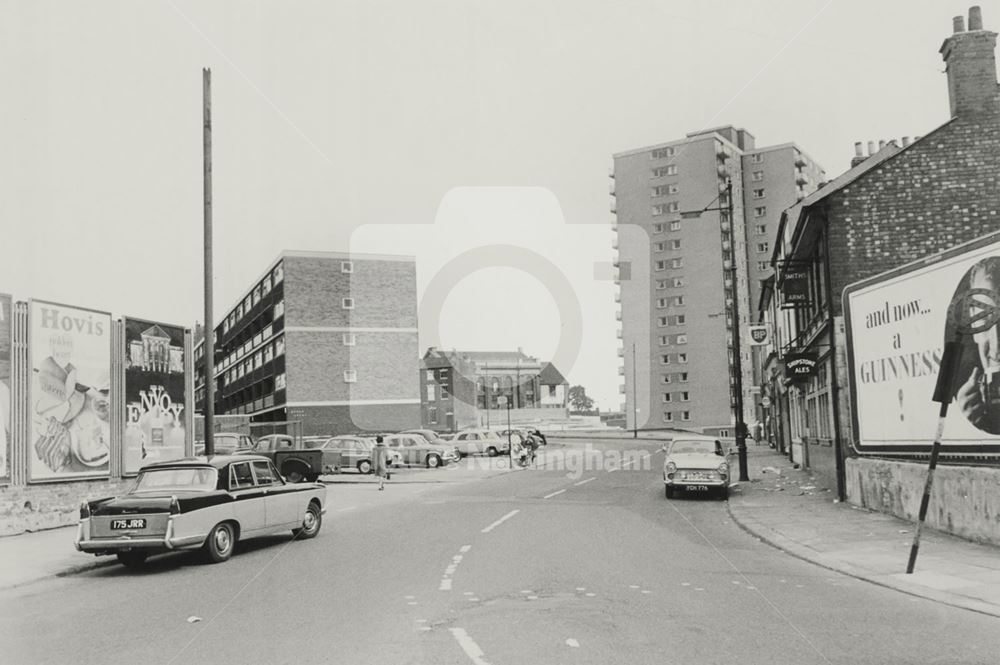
969;6;983;30
867;140;876;156
854;141;863;157
902;136;911;146
954;15;966;33
878;139;886;150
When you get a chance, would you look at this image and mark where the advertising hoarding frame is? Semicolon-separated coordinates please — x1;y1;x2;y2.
0;293;12;485
843;231;1000;456
27;299;113;483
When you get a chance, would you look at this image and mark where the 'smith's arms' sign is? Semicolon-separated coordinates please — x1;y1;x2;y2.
843;234;1000;454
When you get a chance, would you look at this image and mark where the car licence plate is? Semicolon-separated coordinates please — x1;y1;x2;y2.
685;485;709;492
111;518;146;530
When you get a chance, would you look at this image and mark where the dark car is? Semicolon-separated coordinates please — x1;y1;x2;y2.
75;455;327;567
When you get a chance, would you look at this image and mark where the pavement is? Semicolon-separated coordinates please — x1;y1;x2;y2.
4;437;1000;623
728;445;1000;618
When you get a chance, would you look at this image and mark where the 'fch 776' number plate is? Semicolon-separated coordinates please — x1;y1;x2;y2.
111;518;146;530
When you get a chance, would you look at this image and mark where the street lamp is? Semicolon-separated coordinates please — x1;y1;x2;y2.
632;342;638;439
680;178;750;482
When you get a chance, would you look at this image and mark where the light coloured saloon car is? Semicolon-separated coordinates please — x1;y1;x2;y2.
662;435;730;499
75;455;326;567
451;429;509;457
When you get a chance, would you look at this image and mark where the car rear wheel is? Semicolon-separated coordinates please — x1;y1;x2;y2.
665;486;674;499
426;454;441;468
204;522;236;563
293;502;322;539
116;551;148;569
357;459;372;474
486;447;499;457
282;462;309;483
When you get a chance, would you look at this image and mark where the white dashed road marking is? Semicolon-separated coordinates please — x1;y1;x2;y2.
450;628;491;665
543;489;566;499
573;477;596;487
566;638;580;648
481;510;520;534
460;545;472;553
439;579;453;591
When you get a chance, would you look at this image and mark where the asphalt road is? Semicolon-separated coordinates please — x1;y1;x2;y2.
4;438;1000;665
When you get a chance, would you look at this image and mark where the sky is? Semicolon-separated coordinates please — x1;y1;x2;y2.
0;0;979;410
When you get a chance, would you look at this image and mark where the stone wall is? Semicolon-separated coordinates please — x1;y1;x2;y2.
846;457;1000;546
0;478;132;536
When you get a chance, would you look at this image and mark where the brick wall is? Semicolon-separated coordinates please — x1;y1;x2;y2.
0;478;132;536
286;403;420;436
827;115;1000;316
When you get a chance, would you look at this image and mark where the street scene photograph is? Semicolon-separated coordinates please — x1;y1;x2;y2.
4;1;1000;663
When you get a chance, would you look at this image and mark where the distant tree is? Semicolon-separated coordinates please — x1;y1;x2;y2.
568;385;595;413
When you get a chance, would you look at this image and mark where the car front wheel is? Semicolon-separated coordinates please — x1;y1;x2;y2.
720;485;729;500
293;502;322;539
116;551;148;569
204;522;236;563
486;447;499;457
426;454;441;468
665;486;674;499
357;459;372;474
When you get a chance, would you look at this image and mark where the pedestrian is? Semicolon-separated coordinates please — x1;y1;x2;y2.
373;435;389;491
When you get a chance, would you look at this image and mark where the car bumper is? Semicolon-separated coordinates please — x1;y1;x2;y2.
74;519;206;555
664;474;728;488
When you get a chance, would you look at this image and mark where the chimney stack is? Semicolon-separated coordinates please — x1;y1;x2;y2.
867;140;876;156
954;15;966;33
940;6;1000;117
878;139;886;150
902;136;911;147
850;142;866;167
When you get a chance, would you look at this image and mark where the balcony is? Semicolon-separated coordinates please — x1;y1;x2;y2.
619;384;626;394
608;165;615;178
615;310;622;321
612;237;618;250
609;181;615;195
717;164;728;177
618;366;625;375
616;329;623;339
614;292;621;303
612;256;620;267
617;347;624;357
796;172;809;186
794;154;807;168
610;201;617;214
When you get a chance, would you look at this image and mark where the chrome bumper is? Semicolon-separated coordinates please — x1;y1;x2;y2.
75;519;205;554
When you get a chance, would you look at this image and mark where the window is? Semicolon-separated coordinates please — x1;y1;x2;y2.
663;412;674;422
680;372;689;382
653;222;666;233
263;345;273;363
652;185;672;197
754;206;767;217
342;298;354;310
752;189;765;199
752;170;764;181
252;461;278;486
681;391;690;401
274;337;285;356
651;146;675;159
672;277;684;287
682;411;691;421
656;280;669;290
670;240;681;250
341;260;353;274
274;299;285;319
344;369;358;383
668;184;679;194
678;353;688;363
654;242;665;252
662;393;673;403
674;314;686;325
653;202;679;215
262;274;272;294
669;220;681;231
671;258;683;269
755;224;767;234
676;334;688;344
427;406;437;424
757;242;769;253
343;333;356;346
654;260;667;272
230;462;255;489
757;261;770;271
657;316;668;326
661;375;672;384
660;355;671;365
427;383;436;401
672;296;684;306
751;154;764;163
657;299;668;309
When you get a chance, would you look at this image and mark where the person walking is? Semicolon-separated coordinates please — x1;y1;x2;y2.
373;435;389;491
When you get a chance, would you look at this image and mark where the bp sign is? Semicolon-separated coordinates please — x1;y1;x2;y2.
749;326;769;345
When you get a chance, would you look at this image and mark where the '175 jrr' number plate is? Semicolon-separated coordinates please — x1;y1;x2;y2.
111;518;146;530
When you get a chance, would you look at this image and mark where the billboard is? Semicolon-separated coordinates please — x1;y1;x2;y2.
0;294;11;483
29;301;112;480
844;234;1000;454
123;318;187;474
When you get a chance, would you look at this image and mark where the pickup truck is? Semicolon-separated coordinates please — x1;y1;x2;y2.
240;434;326;483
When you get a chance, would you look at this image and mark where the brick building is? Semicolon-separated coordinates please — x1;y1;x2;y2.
419;348;569;431
195;250;420;436
761;6;1000;497
611;127;823;434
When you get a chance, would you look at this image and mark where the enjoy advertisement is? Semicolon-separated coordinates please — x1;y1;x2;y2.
844;234;1000;454
29;301;112;481
0;294;12;483
123;318;186;474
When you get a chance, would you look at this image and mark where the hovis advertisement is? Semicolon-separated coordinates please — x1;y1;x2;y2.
123;318;186;475
29;301;112;481
844;235;1000;454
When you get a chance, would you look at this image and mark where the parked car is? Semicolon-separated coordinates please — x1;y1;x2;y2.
661;435;730;499
318;436;402;473
400;429;447;445
194;432;255;456
234;433;325;483
384;434;459;468
75;455;326;567
452;429;509;457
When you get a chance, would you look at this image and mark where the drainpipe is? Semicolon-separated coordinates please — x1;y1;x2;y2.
821;207;847;502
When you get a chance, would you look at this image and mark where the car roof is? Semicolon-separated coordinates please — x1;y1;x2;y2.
141;454;271;471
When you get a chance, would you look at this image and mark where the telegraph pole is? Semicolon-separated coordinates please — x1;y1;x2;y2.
202;68;216;456
632;342;638;438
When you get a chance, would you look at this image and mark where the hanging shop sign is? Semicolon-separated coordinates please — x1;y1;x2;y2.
749;325;770;345
784;352;818;382
780;268;811;308
844;232;1000;454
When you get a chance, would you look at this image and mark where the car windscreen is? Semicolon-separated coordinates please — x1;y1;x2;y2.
133;467;218;492
669;440;719;455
